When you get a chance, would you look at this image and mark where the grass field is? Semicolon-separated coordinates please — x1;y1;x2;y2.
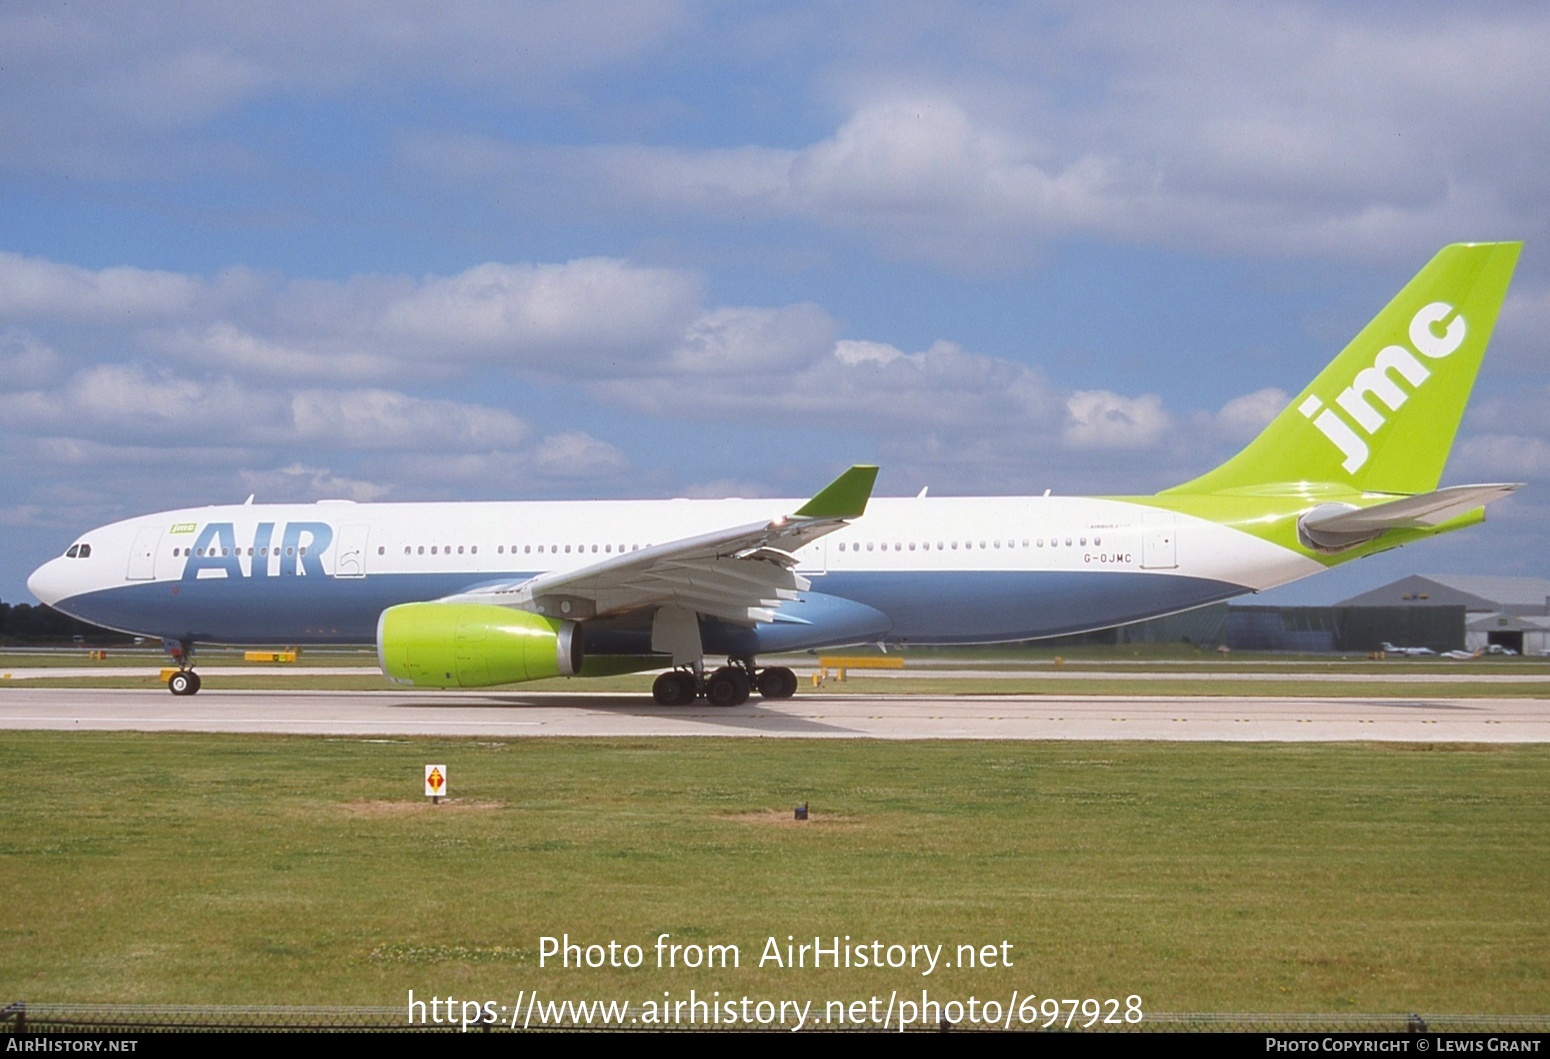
3;732;1546;1013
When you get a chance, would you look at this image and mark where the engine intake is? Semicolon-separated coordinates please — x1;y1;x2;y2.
377;602;582;688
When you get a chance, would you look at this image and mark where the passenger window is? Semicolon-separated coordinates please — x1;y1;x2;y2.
457;546;465;555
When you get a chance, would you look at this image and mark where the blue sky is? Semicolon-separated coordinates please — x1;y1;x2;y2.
3;1;1548;605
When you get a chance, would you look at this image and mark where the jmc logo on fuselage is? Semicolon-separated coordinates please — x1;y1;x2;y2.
1297;301;1467;473
180;521;335;580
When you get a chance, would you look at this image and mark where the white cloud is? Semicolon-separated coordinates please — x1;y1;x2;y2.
1211;387;1288;443
388;430;631;493
0;252;203;321
0;361;538;458
404;3;1548;266
237;464;393;503
0;1;689;177
1492;283;1550;372
0;365;277;444
152;324;393;382
676;478;773;500
668;304;835;374
377;259;703;367
592;337;1064;435
1453;435;1550;481
0;331;65;385
289;390;532;451
531;430;631;478
1063;390;1171;450
5;253;744;380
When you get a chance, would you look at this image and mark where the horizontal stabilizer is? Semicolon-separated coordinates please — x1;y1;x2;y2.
1299;483;1519;550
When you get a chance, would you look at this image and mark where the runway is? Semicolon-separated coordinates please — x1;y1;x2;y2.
2;687;1546;741
4;664;1549;684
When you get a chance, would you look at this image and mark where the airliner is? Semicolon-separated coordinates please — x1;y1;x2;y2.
27;242;1522;705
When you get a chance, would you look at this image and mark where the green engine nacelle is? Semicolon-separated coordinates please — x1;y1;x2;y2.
377;602;582;688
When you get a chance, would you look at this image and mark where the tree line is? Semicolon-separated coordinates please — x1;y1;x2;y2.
0;601;131;645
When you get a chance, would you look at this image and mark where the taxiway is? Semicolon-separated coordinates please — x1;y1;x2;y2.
1;687;1545;741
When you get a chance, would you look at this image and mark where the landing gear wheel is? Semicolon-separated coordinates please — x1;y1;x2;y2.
652;671;697;706
756;666;798;700
706;667;750;707
168;671;201;696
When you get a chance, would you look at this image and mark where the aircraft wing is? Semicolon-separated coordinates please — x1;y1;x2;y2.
439;465;878;625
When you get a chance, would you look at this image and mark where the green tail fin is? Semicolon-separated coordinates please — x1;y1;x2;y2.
1168;242;1520;497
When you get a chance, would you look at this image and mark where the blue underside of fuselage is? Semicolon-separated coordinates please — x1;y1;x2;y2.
54;570;1252;654
53;569;1249;653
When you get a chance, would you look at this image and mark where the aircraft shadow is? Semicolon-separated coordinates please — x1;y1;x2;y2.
383;692;857;736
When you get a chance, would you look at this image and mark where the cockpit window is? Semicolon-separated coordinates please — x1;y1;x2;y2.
65;544;91;558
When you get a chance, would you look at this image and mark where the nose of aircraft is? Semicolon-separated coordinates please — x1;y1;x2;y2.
27;556;67;607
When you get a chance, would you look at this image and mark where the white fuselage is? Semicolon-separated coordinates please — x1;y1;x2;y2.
28;494;1319;651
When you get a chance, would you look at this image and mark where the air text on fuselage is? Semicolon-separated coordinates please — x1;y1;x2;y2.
180;521;334;580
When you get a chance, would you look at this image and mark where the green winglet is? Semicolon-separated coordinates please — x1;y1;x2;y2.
795;465;879;519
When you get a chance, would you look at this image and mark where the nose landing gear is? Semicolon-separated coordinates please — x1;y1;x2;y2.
168;669;202;695
163;637;201;695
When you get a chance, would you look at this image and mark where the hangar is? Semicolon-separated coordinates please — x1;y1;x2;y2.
1337;575;1550;656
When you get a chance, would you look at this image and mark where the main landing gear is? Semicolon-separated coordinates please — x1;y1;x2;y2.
164;638;201;696
651;659;799;707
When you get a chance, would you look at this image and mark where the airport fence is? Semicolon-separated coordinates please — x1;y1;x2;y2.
4;1002;1550;1033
